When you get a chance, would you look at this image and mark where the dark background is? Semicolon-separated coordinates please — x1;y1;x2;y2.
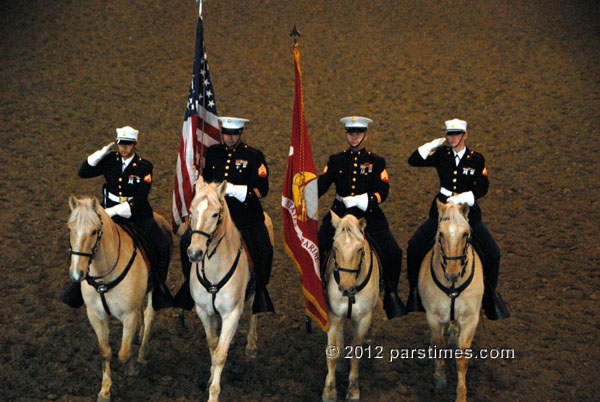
1;0;599;400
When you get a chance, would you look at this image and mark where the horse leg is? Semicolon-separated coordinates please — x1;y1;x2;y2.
138;294;155;364
119;311;139;376
87;310;112;402
246;309;258;359
322;314;343;402
196;307;219;389
427;314;447;389
455;316;479;402
207;307;243;402
346;311;373;401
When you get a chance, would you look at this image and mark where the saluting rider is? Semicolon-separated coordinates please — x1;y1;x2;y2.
177;117;275;314
318;116;407;319
60;126;174;310
405;118;509;320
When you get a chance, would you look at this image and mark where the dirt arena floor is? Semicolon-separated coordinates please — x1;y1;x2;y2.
1;1;599;401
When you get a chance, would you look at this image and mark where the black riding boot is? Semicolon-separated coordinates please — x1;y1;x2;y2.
59;282;84;308
244;226;275;314
406;251;425;313
175;230;195;310
481;258;509;320
383;283;407;319
150;241;175;311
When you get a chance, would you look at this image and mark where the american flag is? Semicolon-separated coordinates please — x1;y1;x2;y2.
172;14;219;232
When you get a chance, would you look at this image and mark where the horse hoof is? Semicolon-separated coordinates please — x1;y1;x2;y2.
245;348;257;359
125;361;139;376
97;395;110;402
434;374;447;389
346;389;360;401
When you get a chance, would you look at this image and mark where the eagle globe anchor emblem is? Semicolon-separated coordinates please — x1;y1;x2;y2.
292;172;317;222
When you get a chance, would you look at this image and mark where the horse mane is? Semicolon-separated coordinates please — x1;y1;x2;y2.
335;216;366;242
440;204;471;230
68;197;101;227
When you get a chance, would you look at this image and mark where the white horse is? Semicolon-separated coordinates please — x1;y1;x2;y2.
67;196;171;401
187;177;272;402
419;200;484;402
322;212;380;402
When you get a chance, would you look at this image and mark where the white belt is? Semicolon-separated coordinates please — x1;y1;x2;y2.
439;187;454;197
107;192;133;203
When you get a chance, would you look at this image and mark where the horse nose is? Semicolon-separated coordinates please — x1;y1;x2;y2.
188;247;203;262
444;272;460;283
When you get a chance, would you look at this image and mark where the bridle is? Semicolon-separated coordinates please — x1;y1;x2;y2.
430;222;475;321
190;200;225;260
69;216;105;274
332;246;374;319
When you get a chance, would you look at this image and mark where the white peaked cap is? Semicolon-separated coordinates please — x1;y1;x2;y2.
445;118;467;133
115;126;139;142
218;117;250;130
340;116;373;129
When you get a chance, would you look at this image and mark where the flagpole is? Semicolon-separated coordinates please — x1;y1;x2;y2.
290;25;313;334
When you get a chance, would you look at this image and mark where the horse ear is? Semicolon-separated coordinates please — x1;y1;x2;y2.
436;198;446;217
358;217;367;233
217;180;228;198
460;203;470;219
195;175;206;193
330;210;341;229
69;195;78;210
92;197;101;212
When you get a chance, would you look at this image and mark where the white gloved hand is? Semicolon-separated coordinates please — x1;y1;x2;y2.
447;191;475;207
342;195;357;209
354;193;369;211
105;201;132;218
87;142;114;166
418;137;445;160
225;183;247;202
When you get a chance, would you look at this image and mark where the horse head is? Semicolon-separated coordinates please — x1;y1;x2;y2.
436;199;471;284
187;177;228;262
330;211;368;290
68;196;103;282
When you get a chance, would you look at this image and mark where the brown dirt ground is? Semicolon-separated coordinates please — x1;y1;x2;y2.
1;1;599;401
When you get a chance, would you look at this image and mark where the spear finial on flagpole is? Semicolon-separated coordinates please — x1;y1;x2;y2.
197;0;203;16
290;25;301;46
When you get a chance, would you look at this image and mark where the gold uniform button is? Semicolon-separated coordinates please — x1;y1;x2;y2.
352;178;356;182
452;178;457;182
351;192;355;196
224;173;229;177
354;157;358;161
353;171;357;174
453;186;456;190
351;185;355;189
119;192;122;195
228;153;232;157
225;166;229;170
454;170;457;175
227;159;230;163
118;178;122;182
353;163;358;167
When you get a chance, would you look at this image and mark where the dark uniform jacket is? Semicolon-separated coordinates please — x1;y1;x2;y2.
203;142;268;229
318;148;390;232
408;145;488;223
79;151;154;222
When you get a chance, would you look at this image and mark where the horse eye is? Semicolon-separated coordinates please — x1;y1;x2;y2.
212;213;219;218
462;233;468;238
91;230;97;235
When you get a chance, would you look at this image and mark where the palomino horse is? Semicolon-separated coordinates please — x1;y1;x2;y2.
187;177;273;402
67;196;171;402
419;200;484;402
322;212;380;402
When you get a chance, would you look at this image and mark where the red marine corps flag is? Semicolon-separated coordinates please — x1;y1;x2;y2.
282;28;328;331
172;4;219;233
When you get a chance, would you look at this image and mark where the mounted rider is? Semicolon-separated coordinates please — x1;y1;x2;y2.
176;117;275;314
405;118;509;320
317;116;407;320
60;126;174;310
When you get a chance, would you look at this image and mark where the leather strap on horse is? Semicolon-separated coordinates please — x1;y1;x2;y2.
196;244;243;316
334;249;374;319
86;240;138;316
430;247;475;321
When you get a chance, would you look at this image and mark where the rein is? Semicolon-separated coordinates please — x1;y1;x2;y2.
191;201;242;315
333;248;374;319
430;244;475;321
